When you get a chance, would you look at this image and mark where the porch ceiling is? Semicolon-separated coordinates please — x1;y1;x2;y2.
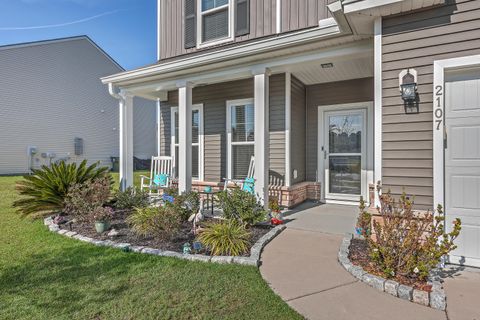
287;55;373;85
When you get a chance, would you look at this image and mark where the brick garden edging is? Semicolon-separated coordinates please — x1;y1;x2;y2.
44;217;286;267
338;233;446;311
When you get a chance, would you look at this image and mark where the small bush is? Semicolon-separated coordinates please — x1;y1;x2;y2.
356;197;371;237
216;189;267;226
127;206;182;240
91;206;115;223
64;176;111;221
366;185;461;281
113;187;149;209
171;191;201;220
163;187;178;197
197;220;251;256
269;197;281;219
13;160;110;218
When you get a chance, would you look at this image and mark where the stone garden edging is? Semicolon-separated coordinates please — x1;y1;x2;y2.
44;217;286;267
338;233;447;311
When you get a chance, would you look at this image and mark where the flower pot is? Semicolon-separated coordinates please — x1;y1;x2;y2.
95;221;110;234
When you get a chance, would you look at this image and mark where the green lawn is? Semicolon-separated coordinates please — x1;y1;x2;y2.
0;174;300;320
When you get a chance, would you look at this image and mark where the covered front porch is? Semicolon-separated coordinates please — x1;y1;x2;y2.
103;32;379;208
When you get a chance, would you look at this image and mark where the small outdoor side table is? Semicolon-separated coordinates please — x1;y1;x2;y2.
198;190;218;216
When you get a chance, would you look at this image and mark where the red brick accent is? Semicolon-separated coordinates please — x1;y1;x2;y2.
183;180;321;208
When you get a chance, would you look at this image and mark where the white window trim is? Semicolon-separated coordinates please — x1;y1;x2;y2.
226;98;255;180
196;0;235;49
171;104;204;181
433;54;480;217
373;17;382;207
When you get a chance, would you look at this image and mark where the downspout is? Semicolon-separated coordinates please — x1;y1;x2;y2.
108;82;122;100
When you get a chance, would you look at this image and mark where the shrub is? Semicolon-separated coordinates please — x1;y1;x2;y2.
64;176;112;221
216;189;267;226
269;197;280;212
13;160;110;218
197;220;251;256
91;206;115;223
127;206;182;240
163;187;178;197
172;191;201;220
367;185;461;281
356;197;371;237
113;187;149;210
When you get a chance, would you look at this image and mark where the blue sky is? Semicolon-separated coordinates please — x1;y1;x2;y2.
0;0;157;70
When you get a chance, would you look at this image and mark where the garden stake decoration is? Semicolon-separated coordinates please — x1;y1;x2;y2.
183;242;192;254
193;241;202;253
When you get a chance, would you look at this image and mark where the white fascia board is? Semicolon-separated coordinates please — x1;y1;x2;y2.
342;0;404;14
101;22;341;86
342;0;445;15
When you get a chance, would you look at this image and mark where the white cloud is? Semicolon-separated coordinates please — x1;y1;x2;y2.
0;10;120;30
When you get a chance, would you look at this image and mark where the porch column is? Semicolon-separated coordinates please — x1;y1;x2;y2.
177;81;193;194
156;99;161;156
119;92;134;191
253;68;270;208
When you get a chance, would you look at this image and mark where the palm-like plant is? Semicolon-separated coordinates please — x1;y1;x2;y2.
197;221;251;256
13;160;110;218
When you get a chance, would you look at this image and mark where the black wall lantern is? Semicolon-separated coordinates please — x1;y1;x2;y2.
399;69;419;114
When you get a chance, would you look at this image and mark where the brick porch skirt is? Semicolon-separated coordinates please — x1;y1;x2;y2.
184;180;321;208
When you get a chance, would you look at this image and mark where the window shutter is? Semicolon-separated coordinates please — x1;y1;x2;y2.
185;0;196;49
235;0;250;36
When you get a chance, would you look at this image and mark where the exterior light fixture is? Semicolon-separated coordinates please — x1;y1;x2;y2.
399;69;419;114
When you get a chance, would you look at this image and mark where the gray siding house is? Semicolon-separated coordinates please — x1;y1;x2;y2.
102;0;480;267
0;36;156;174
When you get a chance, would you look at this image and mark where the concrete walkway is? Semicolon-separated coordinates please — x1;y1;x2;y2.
260;202;480;320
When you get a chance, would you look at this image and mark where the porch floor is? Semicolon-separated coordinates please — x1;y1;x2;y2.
260;203;478;320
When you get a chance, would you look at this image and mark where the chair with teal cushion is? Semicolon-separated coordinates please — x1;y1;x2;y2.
153;173;169;187
140;156;173;196
242;177;255;194
223;156;255;193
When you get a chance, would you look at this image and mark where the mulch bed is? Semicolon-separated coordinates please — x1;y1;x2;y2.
58;210;271;256
348;238;432;291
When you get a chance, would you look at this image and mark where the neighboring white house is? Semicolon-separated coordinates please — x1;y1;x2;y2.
0;36;156;174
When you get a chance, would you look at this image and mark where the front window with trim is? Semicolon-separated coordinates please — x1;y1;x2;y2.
171;106;203;180
198;0;233;45
227;99;254;179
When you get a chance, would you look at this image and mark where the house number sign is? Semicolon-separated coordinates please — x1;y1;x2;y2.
435;85;443;130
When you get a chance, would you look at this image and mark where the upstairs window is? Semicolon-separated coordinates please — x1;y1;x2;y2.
185;0;249;49
198;0;233;46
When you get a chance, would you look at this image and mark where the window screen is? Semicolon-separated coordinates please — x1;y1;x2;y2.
202;9;229;42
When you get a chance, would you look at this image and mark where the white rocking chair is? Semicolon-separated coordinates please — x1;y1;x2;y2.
223;156;255;194
140;156;174;196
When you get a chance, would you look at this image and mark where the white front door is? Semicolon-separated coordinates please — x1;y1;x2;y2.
324;109;367;202
445;67;480;267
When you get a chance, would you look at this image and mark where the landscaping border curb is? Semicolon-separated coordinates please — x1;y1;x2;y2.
338;233;446;311
44;217;286;267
